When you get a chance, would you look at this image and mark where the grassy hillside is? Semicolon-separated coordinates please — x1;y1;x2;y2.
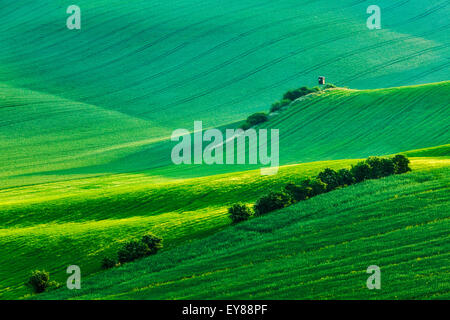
1;1;448;181
0;157;357;299
0;81;448;299
1;154;448;299
1;81;449;187
37;165;450;300
0;0;448;137
0;0;448;300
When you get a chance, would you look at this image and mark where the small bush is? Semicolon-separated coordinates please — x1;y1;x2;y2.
324;83;337;89
270;99;291;113
246;112;268;126
336;168;354;186
228;203;252;223
380;158;395;177
141;234;163;255
301;178;327;196
240;121;251;131
26;270;50;294
101;257;116;270
285;183;312;202
392;154;411;174
117;234;163;264
351;161;372;183
118;240;149;264
366;157;395;179
317;168;340;192
282;86;316;101
254;191;293;216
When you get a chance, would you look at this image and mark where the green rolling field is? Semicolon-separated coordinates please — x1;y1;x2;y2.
0;0;448;300
37;164;450;300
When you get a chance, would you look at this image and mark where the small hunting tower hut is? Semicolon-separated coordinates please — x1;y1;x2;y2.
318;76;325;85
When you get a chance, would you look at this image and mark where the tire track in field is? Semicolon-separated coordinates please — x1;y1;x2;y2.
137;29;439;116
123;18;353;104
0;2;169;58
8;0;276;86
63;0;341;101
340;44;449;84
100;0;373;104
399;61;450;85
0;1;210;72
134;1;446;116
3;0;360;97
188;21;450;120
385;0;450;28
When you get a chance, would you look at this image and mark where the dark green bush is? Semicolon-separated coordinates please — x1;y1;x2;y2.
282;86;316;101
317;168;340;191
141;234;163;255
101;257;116;270
270;99;291;113
26;270;50;293
392;154;411;174
380;158;395;177
366;157;395;179
254;191;293;216
118;240;149;264
117;234;163;264
336;168;354;186
246;112;268;126
324;83;337;89
240;121;251;131
285;183;312;202
351;161;372;183
301;178;327;196
228;203;252;223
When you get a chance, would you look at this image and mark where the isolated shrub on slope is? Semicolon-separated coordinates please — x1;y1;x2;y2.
118;234;163;264
141;234;163;255
247;112;268;126
228;203;252;224
101;257;116;270
26;270;59;294
254;191;293;216
392;154;411;174
118;241;148;264
26;270;50;293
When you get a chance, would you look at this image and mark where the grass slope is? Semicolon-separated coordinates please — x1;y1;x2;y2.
0;0;448;134
1;81;449;187
0;158;357;298
1;155;448;299
37;165;450;300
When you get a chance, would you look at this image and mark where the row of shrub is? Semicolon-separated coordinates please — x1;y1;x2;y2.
26;233;163;294
101;233;163;270
229;155;411;223
241;84;338;130
270;84;336;113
